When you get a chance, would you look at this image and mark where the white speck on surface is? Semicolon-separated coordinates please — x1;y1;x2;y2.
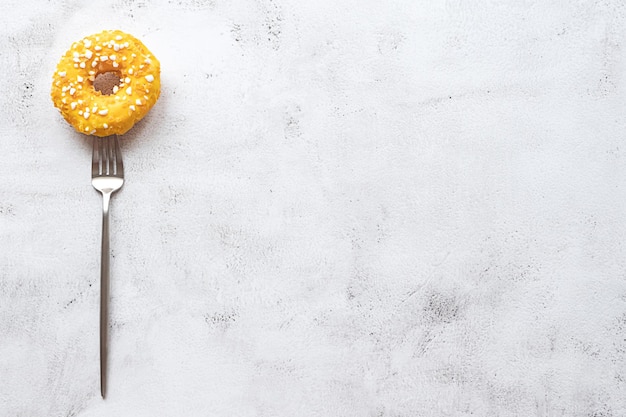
2;0;626;416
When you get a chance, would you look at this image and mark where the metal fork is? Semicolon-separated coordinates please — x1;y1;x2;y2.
91;135;124;399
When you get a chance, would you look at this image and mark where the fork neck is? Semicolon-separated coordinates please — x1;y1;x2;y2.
101;191;112;215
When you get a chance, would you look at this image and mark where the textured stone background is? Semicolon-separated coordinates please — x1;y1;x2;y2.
1;0;626;416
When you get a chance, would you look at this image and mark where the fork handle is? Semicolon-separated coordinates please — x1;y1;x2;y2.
100;191;111;399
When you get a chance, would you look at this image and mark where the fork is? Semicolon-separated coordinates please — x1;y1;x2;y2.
92;135;124;399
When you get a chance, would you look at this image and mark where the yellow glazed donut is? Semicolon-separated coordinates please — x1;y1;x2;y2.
51;30;160;137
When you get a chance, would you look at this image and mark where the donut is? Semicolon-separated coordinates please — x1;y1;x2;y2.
51;30;160;137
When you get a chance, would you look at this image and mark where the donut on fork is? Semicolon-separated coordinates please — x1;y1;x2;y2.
51;30;160;137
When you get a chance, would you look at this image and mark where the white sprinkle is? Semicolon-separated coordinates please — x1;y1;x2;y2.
122;56;127;61
145;58;151;64
58;71;66;77
69;88;76;96
78;110;83;115
125;77;131;84
124;42;129;48
115;35;123;41
79;62;86;68
84;112;90;119
103;123;109;128
73;51;80;58
73;57;80;63
94;45;102;51
74;64;79;68
70;102;77;110
89;75;95;81
128;68;134;75
144;95;149;100
84;49;93;59
61;98;67;104
136;99;142;105
99;109;109;115
129;105;136;111
100;56;108;61
92;61;98;68
109;55;116;61
61;86;68;92
145;74;154;82
77;76;84;82
114;44;120;52
131;53;136;57
113;85;119;94
126;87;132;95
92;106;98;113
85;126;90;131
83;39;92;48
90;129;97;134
112;62;119;68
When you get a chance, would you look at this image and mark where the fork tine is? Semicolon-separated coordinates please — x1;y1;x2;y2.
113;135;124;176
98;136;104;175
108;136;115;176
104;136;111;176
92;137;101;176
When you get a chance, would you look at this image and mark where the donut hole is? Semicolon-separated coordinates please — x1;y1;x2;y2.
93;71;122;95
